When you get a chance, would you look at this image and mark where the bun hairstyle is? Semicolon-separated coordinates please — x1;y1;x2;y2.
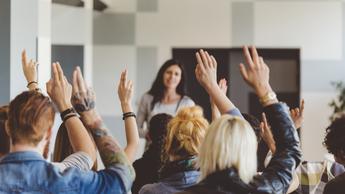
164;106;209;159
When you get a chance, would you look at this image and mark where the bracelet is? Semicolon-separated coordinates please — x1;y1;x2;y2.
122;112;136;120
60;108;76;121
27;81;38;88
63;113;78;122
259;91;277;106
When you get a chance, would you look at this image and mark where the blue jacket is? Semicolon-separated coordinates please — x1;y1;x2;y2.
139;170;200;194
0;151;132;194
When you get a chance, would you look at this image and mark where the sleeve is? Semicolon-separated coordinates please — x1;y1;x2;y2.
53;152;93;172
225;107;243;118
136;94;150;138
79;164;134;194
251;103;302;194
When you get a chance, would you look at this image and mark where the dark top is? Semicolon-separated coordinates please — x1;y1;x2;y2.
324;172;345;194
177;103;302;194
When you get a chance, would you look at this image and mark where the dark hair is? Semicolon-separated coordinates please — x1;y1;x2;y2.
148;59;187;110
324;116;345;157
0;105;10;155
54;123;98;171
7;91;55;146
242;113;262;143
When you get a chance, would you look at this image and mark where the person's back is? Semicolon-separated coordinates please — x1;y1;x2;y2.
1;63;135;194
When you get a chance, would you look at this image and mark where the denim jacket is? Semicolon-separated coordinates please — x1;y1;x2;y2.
0;151;132;194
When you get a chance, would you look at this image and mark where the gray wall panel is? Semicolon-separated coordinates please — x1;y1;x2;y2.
137;0;158;12
231;2;254;46
0;0;11;105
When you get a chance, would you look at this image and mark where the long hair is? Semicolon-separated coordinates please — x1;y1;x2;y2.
148;59;187;110
53;123;98;171
164;106;209;161
198;115;258;184
7;91;55;146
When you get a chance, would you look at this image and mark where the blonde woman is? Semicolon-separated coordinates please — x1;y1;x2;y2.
177;47;301;194
139;106;208;194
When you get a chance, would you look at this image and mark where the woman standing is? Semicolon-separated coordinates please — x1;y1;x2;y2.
137;59;194;137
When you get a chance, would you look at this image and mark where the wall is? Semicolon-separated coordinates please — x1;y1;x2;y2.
92;0;345;161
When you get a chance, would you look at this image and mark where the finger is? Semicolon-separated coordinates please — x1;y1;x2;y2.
259;57;265;69
72;69;79;94
260;122;265;134
200;49;210;68
295;108;300;116
262;113;269;128
123;69;128;87
195;52;206;73
211;55;217;69
55;62;64;83
290;109;295;116
205;51;213;68
76;66;86;92
52;63;60;82
239;63;249;81
251;46;260;65
22;50;27;67
300;99;305;113
243;46;254;68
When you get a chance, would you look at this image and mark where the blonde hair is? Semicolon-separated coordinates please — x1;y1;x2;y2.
164;106;209;160
198;114;258;184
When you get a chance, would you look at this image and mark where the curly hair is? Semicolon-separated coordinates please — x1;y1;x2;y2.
164;106;209;159
323;116;345;157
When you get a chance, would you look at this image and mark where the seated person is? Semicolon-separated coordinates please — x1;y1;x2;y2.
139;106;209;194
0;62;134;193
323;115;345;194
132;113;173;194
177;47;301;194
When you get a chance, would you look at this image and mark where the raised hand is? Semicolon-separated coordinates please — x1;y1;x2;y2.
239;46;273;98
117;69;133;107
219;78;228;95
195;49;218;90
22;50;38;90
71;66;100;129
290;99;305;129
260;113;276;153
46;62;72;112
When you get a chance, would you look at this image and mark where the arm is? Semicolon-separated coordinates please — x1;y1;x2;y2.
53;151;93;171
136;94;149;138
21;50;39;91
210;79;228;121
237;46;301;193
118;70;140;162
260;113;276;154
195;50;236;114
46;63;97;163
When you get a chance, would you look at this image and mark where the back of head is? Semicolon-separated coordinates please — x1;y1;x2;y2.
0;105;9;156
164;106;209;160
7;91;55;146
149;113;173;143
198;115;258;184
324;116;345;162
242;113;262;143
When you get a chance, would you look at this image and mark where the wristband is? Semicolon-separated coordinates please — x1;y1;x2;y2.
60;108;76;121
122;112;136;120
63;113;78;122
27;81;38;88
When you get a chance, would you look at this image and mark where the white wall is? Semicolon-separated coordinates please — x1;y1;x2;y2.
92;0;345;161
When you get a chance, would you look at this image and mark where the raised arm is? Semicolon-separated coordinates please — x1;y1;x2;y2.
46;63;97;163
238;46;301;193
195;50;237;114
22;50;39;91
70;67;135;179
210;79;228;121
117;70;140;162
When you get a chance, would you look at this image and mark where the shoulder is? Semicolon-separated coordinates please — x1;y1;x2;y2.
180;96;195;106
324;173;345;194
139;93;154;104
139;182;165;194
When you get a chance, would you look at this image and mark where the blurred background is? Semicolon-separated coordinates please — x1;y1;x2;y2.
0;0;344;161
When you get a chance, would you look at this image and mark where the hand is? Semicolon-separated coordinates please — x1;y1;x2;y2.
260;113;276;153
195;49;218;90
290;99;304;129
117;69;133;106
239;46;272;98
219;78;228;95
22;50;38;88
71;66;101;128
46;62;72;112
